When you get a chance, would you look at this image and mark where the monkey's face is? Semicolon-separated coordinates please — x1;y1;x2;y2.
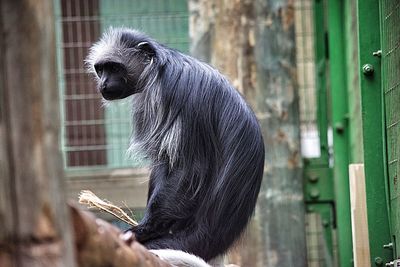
93;51;151;100
87;28;156;100
94;61;133;100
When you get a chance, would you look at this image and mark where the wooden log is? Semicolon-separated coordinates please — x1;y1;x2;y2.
69;204;171;267
349;164;371;267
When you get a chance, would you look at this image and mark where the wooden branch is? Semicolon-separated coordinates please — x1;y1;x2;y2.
69;204;171;267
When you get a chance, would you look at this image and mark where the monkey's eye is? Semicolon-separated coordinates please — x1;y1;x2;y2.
110;64;122;73
94;64;103;78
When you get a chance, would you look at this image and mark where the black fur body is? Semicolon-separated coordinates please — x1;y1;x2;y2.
86;28;265;261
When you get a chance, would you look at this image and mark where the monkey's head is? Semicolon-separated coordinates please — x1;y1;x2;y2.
86;28;156;100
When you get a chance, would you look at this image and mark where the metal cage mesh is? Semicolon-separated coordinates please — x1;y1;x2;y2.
305;213;334;267
54;0;189;170
294;0;320;159
382;0;400;256
294;1;333;266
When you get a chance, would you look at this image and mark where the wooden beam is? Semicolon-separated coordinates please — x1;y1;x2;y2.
349;163;371;267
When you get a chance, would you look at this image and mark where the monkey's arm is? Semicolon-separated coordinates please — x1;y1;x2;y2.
131;162;179;242
131;162;200;244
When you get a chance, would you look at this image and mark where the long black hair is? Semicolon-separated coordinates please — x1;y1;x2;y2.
87;28;265;261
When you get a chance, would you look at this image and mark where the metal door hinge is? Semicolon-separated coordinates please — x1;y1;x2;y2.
373;50;382;57
385;259;400;267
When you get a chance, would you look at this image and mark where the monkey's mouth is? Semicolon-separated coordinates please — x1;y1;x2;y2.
101;90;124;100
100;87;134;100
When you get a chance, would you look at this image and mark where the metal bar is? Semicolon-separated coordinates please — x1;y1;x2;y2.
358;0;393;265
301;1;335;265
327;0;352;266
54;0;68;168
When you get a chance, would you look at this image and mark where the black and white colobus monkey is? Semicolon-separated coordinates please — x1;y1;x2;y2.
86;28;265;262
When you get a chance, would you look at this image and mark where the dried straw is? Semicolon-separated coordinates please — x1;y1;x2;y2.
78;190;138;226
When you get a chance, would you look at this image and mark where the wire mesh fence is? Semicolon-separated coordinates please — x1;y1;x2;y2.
294;0;334;266
54;0;189;170
305;213;334;267
294;0;320;159
382;0;400;254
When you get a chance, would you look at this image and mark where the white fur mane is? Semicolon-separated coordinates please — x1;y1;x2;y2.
150;249;211;267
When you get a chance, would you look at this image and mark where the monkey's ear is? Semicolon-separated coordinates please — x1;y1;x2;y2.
137;42;155;57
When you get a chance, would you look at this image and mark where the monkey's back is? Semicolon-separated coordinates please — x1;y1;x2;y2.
87;27;265;261
131;37;265;261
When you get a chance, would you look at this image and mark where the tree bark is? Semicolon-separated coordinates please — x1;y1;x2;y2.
190;0;307;266
0;1;75;266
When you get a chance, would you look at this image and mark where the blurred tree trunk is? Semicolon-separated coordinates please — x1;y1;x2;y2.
189;0;307;266
0;1;76;266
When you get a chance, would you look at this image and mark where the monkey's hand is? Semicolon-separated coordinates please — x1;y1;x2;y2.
121;229;136;246
129;223;165;243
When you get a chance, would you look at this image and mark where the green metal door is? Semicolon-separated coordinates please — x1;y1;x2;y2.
381;0;400;258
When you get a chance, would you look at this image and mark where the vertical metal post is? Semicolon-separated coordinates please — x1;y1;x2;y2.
301;2;335;264
327;0;352;266
357;0;393;265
